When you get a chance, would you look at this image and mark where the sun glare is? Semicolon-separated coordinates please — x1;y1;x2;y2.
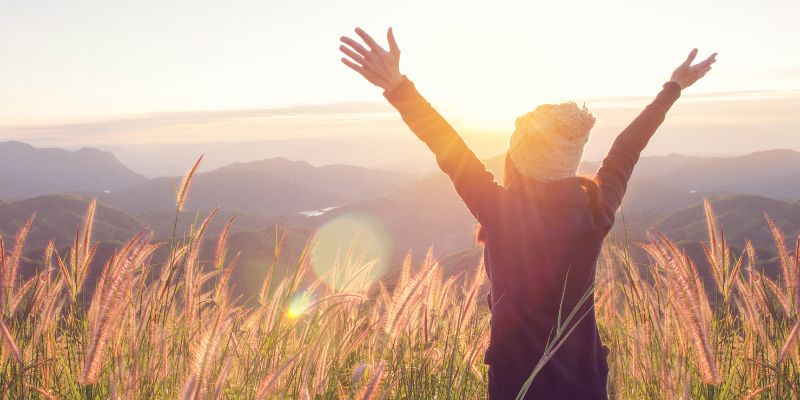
286;291;314;320
309;213;392;292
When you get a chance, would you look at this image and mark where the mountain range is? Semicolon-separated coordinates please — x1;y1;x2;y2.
3;140;800;300
0;141;146;200
97;157;412;216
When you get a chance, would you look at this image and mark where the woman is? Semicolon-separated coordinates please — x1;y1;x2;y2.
339;27;716;399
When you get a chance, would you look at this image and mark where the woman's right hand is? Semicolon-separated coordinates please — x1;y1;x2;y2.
340;27;404;92
670;48;717;90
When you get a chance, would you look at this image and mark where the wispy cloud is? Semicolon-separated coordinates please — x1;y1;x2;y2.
0;101;399;145
590;89;800;109
2;89;799;173
4;90;798;146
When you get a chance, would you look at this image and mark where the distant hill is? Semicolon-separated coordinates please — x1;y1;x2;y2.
654;194;800;249
586;150;800;212
583;150;800;213
648;149;800;201
0;194;146;248
212;158;411;201
0;141;146;200
579;153;707;178
100;157;413;216
100;170;340;216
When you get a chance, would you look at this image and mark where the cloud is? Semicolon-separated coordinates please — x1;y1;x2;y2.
590;89;800;109
2;90;799;162
0;101;398;145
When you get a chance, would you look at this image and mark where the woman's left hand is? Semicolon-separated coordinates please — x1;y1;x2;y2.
670;48;717;90
340;27;404;91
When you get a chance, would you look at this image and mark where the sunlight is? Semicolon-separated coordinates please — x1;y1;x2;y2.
286;290;314;320
309;213;392;292
3;0;800;396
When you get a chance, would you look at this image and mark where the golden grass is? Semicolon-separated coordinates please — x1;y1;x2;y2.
0;174;799;398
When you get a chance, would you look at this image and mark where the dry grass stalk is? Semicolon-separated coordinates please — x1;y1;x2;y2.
383;259;438;338
80;235;158;384
254;354;300;399
176;154;203;211
24;384;56;400
648;234;721;384
183;211;217;330
457;261;485;332
779;319;800;362
1;214;34;308
183;307;231;399
215;216;236;269
351;362;368;386
357;361;385;400
766;214;799;311
0;318;21;362
210;357;233;400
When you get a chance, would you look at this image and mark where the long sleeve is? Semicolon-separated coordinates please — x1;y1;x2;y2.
595;81;681;222
384;77;502;226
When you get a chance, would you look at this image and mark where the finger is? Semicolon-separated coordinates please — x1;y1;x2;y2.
697;66;712;78
355;27;385;52
691;61;714;76
341;58;365;75
682;48;698;66
340;36;371;58
387;27;400;56
697;52;718;68
339;45;367;65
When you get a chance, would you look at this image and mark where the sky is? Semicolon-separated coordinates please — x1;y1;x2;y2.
1;0;798;175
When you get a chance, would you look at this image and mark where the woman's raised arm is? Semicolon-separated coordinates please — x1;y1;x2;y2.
595;49;717;222
340;28;502;225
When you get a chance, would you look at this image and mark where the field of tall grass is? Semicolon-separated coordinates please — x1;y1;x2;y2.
1;161;799;399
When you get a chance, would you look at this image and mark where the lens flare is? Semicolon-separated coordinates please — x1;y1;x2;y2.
286;291;314;320
310;213;392;292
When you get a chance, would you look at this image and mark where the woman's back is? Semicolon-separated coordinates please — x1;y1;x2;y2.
482;179;610;399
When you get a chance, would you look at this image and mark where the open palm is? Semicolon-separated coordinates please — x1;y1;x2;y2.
670;49;717;89
339;27;403;91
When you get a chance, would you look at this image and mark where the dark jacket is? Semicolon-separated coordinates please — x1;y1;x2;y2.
384;77;681;399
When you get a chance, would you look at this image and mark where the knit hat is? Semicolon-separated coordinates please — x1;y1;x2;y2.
509;102;596;182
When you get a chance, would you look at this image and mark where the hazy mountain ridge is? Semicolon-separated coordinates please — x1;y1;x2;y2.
98;157;414;216
0;194;146;248
0;141;146;199
3;141;800;300
212;157;412;202
643;149;800;201
99;170;341;215
654;194;800;249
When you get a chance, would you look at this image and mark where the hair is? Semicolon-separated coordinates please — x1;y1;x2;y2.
475;153;599;244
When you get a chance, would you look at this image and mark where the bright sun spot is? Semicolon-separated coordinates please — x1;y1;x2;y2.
286;291;314;320
309;213;392;292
